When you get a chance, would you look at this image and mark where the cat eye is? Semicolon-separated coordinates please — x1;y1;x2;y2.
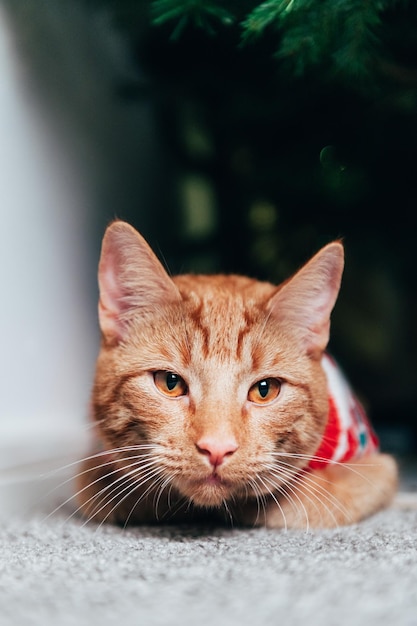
153;371;188;398
248;378;281;404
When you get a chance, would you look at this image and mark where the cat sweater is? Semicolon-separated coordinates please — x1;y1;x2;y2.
307;354;379;470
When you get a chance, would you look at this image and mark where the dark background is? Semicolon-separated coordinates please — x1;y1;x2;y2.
6;0;417;453
94;1;417;453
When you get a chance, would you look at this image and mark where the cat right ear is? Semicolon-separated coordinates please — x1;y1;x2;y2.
268;241;344;359
98;220;181;343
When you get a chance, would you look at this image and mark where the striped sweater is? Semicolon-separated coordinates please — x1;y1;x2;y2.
307;354;379;471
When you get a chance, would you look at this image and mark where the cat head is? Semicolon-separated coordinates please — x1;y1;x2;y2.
92;220;344;511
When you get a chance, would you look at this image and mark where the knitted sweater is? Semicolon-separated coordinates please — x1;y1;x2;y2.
307;354;379;471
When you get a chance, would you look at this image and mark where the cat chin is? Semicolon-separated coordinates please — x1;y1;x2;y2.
181;476;234;508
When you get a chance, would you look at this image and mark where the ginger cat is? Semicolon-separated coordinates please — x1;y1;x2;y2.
75;220;397;529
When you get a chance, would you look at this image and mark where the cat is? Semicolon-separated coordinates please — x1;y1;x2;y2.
75;220;398;529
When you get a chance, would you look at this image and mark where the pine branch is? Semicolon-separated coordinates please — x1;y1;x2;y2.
147;0;416;84
241;0;293;41
241;0;328;40
152;0;235;38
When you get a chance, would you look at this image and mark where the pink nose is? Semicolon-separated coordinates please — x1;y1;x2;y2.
196;437;239;467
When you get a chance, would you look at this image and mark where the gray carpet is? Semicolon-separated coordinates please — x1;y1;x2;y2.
1;461;417;626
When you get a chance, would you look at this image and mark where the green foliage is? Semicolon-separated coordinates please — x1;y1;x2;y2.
240;0;294;39
152;0;235;38
82;0;415;84
149;0;409;81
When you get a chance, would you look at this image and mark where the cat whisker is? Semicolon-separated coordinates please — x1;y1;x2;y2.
222;498;234;526
153;472;180;522
43;465;124;523
43;453;158;523
82;464;152;524
112;468;172;528
89;466;168;530
41;450;157;512
37;447;156;512
120;468;173;528
262;469;311;531
85;460;166;527
268;463;348;528
159;492;189;522
247;477;269;527
267;469;324;530
41;444;157;479
128;464;191;519
271;451;384;496
272;450;380;472
66;456;161;525
256;474;288;531
268;458;350;525
166;481;176;510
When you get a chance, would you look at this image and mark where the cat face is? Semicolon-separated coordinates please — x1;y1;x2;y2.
91;221;344;511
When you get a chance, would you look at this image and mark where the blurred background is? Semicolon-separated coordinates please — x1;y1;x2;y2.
0;0;416;475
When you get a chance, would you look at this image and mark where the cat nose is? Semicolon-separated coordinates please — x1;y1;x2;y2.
195;436;238;468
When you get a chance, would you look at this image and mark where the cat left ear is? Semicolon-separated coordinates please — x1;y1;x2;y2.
268;242;344;358
98;220;181;343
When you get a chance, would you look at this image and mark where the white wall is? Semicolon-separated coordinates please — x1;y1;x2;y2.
0;4;97;468
0;0;161;485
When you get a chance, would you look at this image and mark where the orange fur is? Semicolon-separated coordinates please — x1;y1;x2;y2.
75;221;398;528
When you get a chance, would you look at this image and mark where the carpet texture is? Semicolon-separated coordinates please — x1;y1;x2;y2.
1;465;417;626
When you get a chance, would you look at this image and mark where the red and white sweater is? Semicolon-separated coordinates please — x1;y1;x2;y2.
307;354;379;471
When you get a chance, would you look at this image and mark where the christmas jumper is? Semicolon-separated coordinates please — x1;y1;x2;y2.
307;354;379;471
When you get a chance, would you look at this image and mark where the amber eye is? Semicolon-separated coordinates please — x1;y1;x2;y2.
153;371;188;397
248;378;281;404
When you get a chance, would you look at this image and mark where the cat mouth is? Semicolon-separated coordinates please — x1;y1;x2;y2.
204;472;223;486
183;472;233;507
191;472;227;491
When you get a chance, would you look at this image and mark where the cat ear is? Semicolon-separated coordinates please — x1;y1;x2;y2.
268;242;344;358
98;220;181;342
